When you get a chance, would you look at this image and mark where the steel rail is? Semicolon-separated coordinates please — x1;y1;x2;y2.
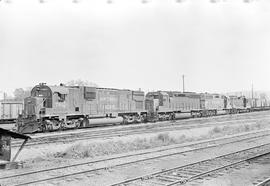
12;111;270;143
166;152;270;186
2;131;270;186
255;177;270;186
110;143;270;186
12;116;268;147
5;129;267;179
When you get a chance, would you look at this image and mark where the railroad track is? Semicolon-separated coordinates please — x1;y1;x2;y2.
178;151;270;186
2;130;270;186
110;143;270;186
12;116;270;147
255;177;270;186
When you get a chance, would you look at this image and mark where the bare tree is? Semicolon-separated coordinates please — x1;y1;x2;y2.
13;88;31;100
260;93;268;100
65;79;98;87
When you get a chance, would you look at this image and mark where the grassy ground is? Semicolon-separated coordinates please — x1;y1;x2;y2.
51;120;270;159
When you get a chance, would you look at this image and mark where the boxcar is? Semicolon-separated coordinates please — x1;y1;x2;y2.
0;100;23;123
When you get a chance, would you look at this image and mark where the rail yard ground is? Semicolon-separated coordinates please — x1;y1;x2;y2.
1;111;270;186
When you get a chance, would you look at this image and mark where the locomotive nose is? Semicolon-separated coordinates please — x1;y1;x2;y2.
24;97;37;116
24;97;45;118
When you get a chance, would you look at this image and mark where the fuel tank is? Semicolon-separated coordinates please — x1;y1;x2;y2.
217;110;227;115
85;117;124;127
174;112;192;119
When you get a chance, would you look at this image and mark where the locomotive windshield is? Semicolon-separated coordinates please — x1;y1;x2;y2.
30;84;52;108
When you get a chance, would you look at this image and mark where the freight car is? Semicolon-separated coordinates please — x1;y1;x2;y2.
0;100;23;124
17;83;146;133
248;98;270;111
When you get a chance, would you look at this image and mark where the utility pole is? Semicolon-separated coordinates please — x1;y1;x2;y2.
0;91;5;119
251;83;254;99
182;75;185;93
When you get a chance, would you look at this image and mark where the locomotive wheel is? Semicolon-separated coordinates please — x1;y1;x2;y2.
59;121;65;130
46;124;53;131
75;120;81;128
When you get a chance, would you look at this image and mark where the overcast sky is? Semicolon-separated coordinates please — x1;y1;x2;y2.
0;0;270;96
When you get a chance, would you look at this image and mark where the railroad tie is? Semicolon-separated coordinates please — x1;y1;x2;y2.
156;175;180;182
173;170;197;177
182;169;203;175
142;179;168;186
158;174;183;181
169;171;190;179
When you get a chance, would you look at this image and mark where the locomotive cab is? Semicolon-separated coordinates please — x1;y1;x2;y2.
26;83;53;118
17;83;53;133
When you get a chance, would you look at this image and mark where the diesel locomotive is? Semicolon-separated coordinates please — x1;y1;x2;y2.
17;83;145;133
16;83;269;134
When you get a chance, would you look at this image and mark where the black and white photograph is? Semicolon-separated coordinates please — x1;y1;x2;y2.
1;0;270;185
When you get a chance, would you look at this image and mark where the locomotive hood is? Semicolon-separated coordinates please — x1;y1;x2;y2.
49;86;69;95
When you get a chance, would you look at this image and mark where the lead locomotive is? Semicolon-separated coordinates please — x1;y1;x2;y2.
17;83;145;133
